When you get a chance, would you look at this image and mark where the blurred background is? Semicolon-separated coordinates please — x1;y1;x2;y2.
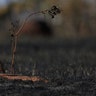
0;0;96;44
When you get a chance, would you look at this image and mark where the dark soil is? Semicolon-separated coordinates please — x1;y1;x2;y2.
0;37;96;96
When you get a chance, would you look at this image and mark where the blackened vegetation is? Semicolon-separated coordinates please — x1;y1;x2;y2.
0;38;96;95
48;6;61;18
9;19;20;37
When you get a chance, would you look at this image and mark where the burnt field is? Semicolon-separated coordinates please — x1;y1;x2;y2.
0;37;96;96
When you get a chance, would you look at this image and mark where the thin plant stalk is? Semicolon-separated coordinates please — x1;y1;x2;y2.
11;36;17;74
10;10;48;74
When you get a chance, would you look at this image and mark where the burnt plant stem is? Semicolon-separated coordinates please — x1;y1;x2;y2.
10;10;48;74
10;6;61;75
15;6;62;36
11;36;17;74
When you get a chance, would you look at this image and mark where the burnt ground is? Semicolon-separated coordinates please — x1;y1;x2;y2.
0;37;96;96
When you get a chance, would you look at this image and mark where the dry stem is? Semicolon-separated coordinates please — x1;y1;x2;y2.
10;9;48;74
